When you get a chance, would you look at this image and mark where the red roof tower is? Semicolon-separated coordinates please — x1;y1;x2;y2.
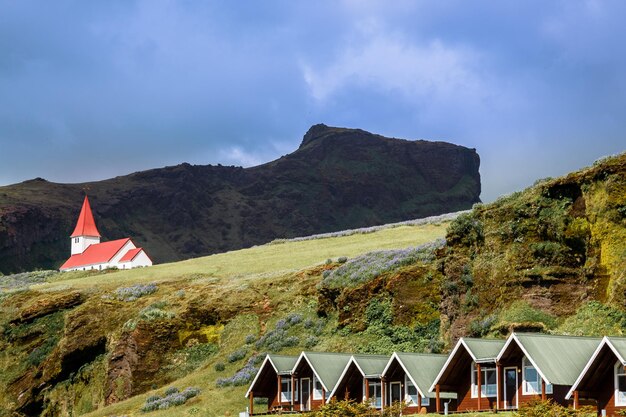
71;196;101;238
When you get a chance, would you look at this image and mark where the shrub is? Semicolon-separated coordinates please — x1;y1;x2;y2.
287;313;302;325
138;305;175;321
497;300;556;330
516;399;595;417
227;348;247;363
310;399;370;417
181;387;200;399
140;386;200;412
337;256;348;263
320;240;444;289
216;356;259;387
468;315;497;337
304;335;319;348
214;362;225;372
447;212;484;247
558;301;626;336
244;334;256;344
112;283;158;302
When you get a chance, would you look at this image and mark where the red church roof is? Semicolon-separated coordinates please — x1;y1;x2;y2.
60;238;130;270
119;248;143;262
70;196;101;238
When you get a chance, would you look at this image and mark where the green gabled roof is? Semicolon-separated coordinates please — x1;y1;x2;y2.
395;353;456;399
352;354;390;377
269;354;298;374
509;333;601;386
607;337;626;363
301;352;353;391
463;338;506;361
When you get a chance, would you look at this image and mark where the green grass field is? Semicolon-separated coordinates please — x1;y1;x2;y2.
40;222;448;292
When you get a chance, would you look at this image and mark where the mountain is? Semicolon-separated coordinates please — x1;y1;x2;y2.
0;124;481;274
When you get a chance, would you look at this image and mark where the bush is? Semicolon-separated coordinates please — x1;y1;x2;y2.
112;283;158;302
227;348;247;363
558;301;626;336
140;386;200;412
304;335;319;348
447;213;484;247
320;240;444;289
216;356;259;387
138;305;175;321
516;399;595;417
337;256;348;263
468;315;497;337
244;334;256;344
214;362;225;372
497;301;556;330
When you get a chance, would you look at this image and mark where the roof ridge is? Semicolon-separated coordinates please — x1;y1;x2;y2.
396;352;448;357
515;332;602;340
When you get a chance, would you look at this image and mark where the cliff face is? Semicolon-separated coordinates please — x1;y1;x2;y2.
0;124;481;273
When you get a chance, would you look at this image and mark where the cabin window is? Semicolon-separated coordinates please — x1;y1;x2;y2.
522;357;553;395
313;375;323;400
368;381;382;408
74;237;79;243
471;365;497;398
280;377;298;402
615;362;626;406
405;376;418;405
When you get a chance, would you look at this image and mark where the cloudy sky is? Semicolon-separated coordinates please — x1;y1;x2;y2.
1;0;625;202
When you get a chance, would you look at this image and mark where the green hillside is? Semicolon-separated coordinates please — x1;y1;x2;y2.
1;152;625;417
0;216;452;417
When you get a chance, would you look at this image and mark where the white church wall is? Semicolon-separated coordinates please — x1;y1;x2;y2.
129;251;152;268
71;236;100;255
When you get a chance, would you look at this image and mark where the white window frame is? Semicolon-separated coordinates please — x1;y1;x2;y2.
312;375;323;400
522;357;552;395
615;361;626;406
471;365;497;398
280;377;298;402
368;381;382;408
404;375;418;406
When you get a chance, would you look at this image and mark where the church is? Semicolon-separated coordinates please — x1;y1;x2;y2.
59;196;153;271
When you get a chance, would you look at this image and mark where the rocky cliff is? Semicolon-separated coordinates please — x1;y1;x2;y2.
0;124;481;273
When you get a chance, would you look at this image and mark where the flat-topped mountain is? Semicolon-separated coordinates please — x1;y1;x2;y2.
0;124;481;273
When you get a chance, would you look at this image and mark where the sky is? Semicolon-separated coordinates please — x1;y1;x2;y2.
1;1;625;202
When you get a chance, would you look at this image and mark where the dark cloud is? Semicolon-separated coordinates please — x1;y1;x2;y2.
1;0;625;202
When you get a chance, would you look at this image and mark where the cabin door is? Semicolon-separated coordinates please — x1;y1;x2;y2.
301;378;311;411
504;367;518;409
389;382;402;404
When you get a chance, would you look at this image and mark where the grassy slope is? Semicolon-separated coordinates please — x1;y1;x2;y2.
40;223;445;291
14;222;449;417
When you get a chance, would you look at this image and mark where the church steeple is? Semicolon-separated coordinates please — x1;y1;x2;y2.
70;196;101;255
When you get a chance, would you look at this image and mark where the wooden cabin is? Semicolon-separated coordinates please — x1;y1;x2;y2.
288;351;353;411
381;352;457;413
245;354;298;415
496;333;600;410
330;355;389;408
429;338;506;412
566;336;626;416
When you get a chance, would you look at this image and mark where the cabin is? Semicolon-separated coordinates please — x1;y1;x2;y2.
60;196;152;271
429;338;506;412
566;336;626;416
287;352;353;411
245;354;298;414
381;352;457;413
496;333;601;410
330;355;389;408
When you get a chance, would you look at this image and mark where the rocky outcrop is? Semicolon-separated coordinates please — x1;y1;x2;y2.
0;124;481;273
